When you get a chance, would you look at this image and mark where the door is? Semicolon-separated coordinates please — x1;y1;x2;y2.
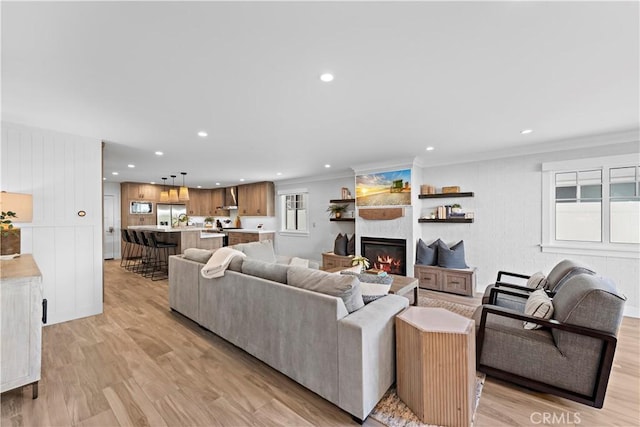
103;195;116;260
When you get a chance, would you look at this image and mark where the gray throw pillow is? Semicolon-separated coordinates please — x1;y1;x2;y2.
242;259;289;284
228;255;244;272
240;240;277;263
347;234;356;256
287;267;365;313
437;240;468;269
416;238;440;265
183;248;214;264
341;271;394;285
334;233;348;256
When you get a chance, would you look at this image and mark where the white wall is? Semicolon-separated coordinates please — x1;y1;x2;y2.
103;181;121;259
1;122;103;324
420;140;640;317
275;174;355;264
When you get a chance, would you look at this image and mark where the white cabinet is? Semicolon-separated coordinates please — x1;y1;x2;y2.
1;254;43;398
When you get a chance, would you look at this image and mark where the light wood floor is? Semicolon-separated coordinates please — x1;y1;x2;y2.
2;260;639;426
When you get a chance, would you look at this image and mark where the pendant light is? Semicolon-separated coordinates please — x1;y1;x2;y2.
159;177;169;202
169;175;179;203
179;172;190;201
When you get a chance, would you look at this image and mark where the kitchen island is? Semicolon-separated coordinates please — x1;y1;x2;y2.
128;226;224;253
227;229;275;245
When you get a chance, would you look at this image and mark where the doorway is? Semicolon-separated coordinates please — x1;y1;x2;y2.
104;195;116;260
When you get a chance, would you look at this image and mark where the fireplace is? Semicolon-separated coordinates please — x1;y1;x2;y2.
361;237;407;276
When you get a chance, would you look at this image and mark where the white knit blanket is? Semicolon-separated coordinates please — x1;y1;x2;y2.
201;247;246;279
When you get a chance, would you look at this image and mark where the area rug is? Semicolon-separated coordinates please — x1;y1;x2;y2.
369;295;484;427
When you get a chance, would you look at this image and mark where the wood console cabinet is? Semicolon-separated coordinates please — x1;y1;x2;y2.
322;252;354;270
1;254;43;398
414;264;476;296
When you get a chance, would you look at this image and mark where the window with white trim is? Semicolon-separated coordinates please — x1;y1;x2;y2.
279;190;308;233
542;154;640;257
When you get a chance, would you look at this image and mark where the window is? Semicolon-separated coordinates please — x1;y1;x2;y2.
279;190;308;233
542;154;640;258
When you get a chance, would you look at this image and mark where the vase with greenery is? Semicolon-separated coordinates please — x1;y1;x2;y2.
326;203;348;219
204;216;215;228
351;256;370;272
1;211;21;255
1;211;17;231
451;203;462;214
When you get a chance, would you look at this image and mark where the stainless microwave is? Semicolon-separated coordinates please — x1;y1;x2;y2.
130;201;153;214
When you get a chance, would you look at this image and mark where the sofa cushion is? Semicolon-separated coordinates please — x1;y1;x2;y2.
526;272;548;290
287;267;365;313
416;238;439;265
242;259;289;284
183;248;214;264
228;255;244;272
334;233;348;256
437;240;468;269
235;240;277;263
523;289;554;330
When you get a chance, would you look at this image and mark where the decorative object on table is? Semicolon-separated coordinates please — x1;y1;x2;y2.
441;186;461;193
341;187;352;199
365;268;388;277
204;216;215;228
420;184;436;195
351;255;370;272
326;203;348;219
0;192;33;256
356;169;411;207
177;213;189;227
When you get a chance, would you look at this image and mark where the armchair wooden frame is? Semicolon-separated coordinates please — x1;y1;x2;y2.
477;288;618;409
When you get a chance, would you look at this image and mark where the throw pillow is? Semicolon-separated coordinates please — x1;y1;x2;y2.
334;233;348;256
523;289;554;330
289;257;309;268
341;271;394;285
437;240;468;269
526;272;548;290
242;259;289;284
360;282;391;304
287;267;365;313
239;240;277;263
416;238;440;265
183;248;214;264
347;234;356;256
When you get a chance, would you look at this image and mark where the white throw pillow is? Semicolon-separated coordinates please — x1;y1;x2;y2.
523;289;554;330
289;257;309;268
526;272;548;290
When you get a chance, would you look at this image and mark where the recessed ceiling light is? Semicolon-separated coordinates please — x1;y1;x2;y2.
198;131;208;138
215;182;221;186
521;129;533;135
128;164;135;168
150;181;156;185
425;146;435;151
276;172;282;176
197;185;202;189
103;177;106;181
320;73;334;82
112;172;119;175
324;164;331;168
239;178;245;182
155;151;164;156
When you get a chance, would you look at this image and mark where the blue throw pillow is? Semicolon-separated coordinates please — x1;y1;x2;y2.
437;240;468;269
416;238;440;265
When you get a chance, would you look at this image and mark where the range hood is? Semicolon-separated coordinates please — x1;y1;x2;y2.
222;186;238;210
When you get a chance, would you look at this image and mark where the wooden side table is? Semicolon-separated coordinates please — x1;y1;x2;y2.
396;307;475;427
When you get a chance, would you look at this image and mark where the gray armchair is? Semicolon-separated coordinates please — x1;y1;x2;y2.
481;259;595;311
474;273;626;408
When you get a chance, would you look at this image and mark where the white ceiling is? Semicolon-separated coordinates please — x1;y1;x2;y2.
2;1;639;188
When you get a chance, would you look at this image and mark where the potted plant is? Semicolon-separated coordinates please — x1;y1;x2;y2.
451;203;463;214
177;213;189;227
204;216;215;228
326;203;348;219
351;256;370;273
1;211;21;255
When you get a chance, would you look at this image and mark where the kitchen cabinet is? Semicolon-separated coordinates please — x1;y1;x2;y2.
1;254;43;399
124;182;160;201
212;188;228;216
186;189;214;216
238;181;275;216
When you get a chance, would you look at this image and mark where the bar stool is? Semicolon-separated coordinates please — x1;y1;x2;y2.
138;232;157;277
129;230;147;274
121;229;140;270
148;233;178;281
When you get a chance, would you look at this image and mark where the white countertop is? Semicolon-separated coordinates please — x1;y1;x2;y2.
128;226;222;234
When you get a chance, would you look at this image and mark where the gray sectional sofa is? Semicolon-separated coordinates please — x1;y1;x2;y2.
168;243;409;421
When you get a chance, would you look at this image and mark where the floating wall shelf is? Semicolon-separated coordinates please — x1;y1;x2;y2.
418;218;474;224
418;192;474;199
330;217;355;222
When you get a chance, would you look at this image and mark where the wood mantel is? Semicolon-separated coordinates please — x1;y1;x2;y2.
358;208;404;220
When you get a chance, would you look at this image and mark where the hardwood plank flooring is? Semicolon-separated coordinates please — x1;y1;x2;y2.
1;260;638;426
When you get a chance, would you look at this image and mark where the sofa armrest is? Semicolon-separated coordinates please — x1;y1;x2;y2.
496;270;531;284
168;255;203;322
337;294;409;420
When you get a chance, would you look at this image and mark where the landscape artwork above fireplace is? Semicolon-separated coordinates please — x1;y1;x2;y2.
361;236;407;276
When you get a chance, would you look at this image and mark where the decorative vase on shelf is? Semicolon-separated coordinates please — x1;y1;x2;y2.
335;212;342;219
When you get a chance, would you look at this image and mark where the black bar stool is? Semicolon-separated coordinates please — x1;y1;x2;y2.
148;233;178;281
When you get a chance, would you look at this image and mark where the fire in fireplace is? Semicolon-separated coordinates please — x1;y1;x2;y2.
361;237;407;276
